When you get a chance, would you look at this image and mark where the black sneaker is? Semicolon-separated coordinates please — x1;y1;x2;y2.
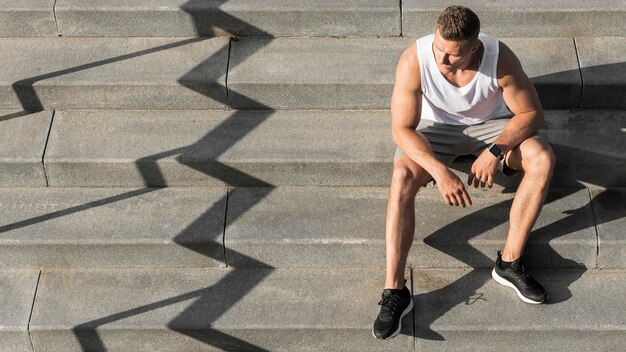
492;251;548;304
372;285;413;339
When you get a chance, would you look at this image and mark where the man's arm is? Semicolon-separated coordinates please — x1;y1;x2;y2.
494;42;544;153
468;42;544;188
392;44;472;207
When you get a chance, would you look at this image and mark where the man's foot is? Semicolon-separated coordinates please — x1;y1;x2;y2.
492;251;548;304
372;285;413;339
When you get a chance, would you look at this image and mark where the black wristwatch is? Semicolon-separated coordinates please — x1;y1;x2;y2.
488;144;505;160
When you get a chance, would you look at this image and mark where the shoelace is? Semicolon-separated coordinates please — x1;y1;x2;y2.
378;294;400;320
514;264;536;288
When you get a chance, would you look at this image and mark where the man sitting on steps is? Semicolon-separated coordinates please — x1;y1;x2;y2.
373;5;556;340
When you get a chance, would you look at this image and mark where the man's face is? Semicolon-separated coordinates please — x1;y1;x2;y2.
433;29;478;73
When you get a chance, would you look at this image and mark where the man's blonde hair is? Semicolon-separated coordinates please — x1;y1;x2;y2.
435;5;480;43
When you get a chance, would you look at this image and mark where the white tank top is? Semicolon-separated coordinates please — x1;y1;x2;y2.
417;32;511;125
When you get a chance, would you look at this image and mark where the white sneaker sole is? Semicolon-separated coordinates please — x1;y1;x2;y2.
372;298;414;340
491;268;544;304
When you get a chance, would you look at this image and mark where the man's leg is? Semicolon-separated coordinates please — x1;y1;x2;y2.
373;155;433;339
501;136;556;261
384;155;434;289
491;136;555;304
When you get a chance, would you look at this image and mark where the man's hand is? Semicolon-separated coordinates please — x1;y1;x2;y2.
435;168;472;207
468;149;500;188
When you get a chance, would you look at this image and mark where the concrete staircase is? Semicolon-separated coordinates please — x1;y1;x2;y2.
1;1;624;351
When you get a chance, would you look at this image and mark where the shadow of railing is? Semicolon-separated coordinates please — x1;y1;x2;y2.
69;3;278;351
2;1;279;351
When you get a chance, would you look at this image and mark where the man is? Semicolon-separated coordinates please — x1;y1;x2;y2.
372;5;556;340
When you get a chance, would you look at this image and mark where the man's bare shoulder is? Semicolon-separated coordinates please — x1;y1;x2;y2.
497;41;525;84
395;42;421;90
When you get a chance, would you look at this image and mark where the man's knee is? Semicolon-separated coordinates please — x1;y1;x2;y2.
524;138;556;175
390;159;429;196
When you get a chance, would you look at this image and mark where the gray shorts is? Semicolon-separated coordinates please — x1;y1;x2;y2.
394;117;519;182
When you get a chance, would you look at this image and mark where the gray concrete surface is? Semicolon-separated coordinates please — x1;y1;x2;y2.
45;110;233;186
0;37;228;110
592;189;626;268
414;269;626;351
402;0;626;37
540;110;626;188
502;37;581;109
225;187;597;269
225;187;388;267
0;110;51;186
0;188;226;268
229;37;581;109
0;0;57;36
576;37;626;109
56;0;400;37
43;109;625;187
410;188;596;269
228;37;408;109
44;110;395;186
0;269;40;352
30;268;412;351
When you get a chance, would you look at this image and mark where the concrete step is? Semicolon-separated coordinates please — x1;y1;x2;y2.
0;187;227;268
53;0;401;37
4;1;625;38
577;37;626;109
592;189;626;268
0;0;57;36
0;110;51;187
225;187;622;269
1;36;622;110
403;0;626;38
42;109;626;188
0;37;229;111
228;36;585;110
28;268;413;351
0;187;622;270
0;269;39;352
4;268;621;351
414;269;626;351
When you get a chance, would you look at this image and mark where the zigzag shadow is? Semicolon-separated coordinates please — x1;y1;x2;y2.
71;5;279;351
3;6;625;350
416;189;590;340
3;1;281;351
414;114;625;341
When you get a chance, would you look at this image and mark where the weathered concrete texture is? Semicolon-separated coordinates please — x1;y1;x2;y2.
30;268;412;351
414;269;626;351
411;188;596;269
0;269;40;352
56;0;400;37
577;37;626;109
229;37;410;109
229;37;580;110
0;110;51;186
592;189;626;268
225;187;595;269
225;187;388;267
502;38;581;109
403;1;626;37
0;188;226;268
0;37;228;111
541;110;626;188
44;109;624;188
0;0;57;36
44;110;395;186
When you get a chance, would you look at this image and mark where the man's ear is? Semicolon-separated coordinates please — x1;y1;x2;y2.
469;39;480;53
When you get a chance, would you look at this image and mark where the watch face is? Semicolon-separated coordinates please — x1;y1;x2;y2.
489;144;503;157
